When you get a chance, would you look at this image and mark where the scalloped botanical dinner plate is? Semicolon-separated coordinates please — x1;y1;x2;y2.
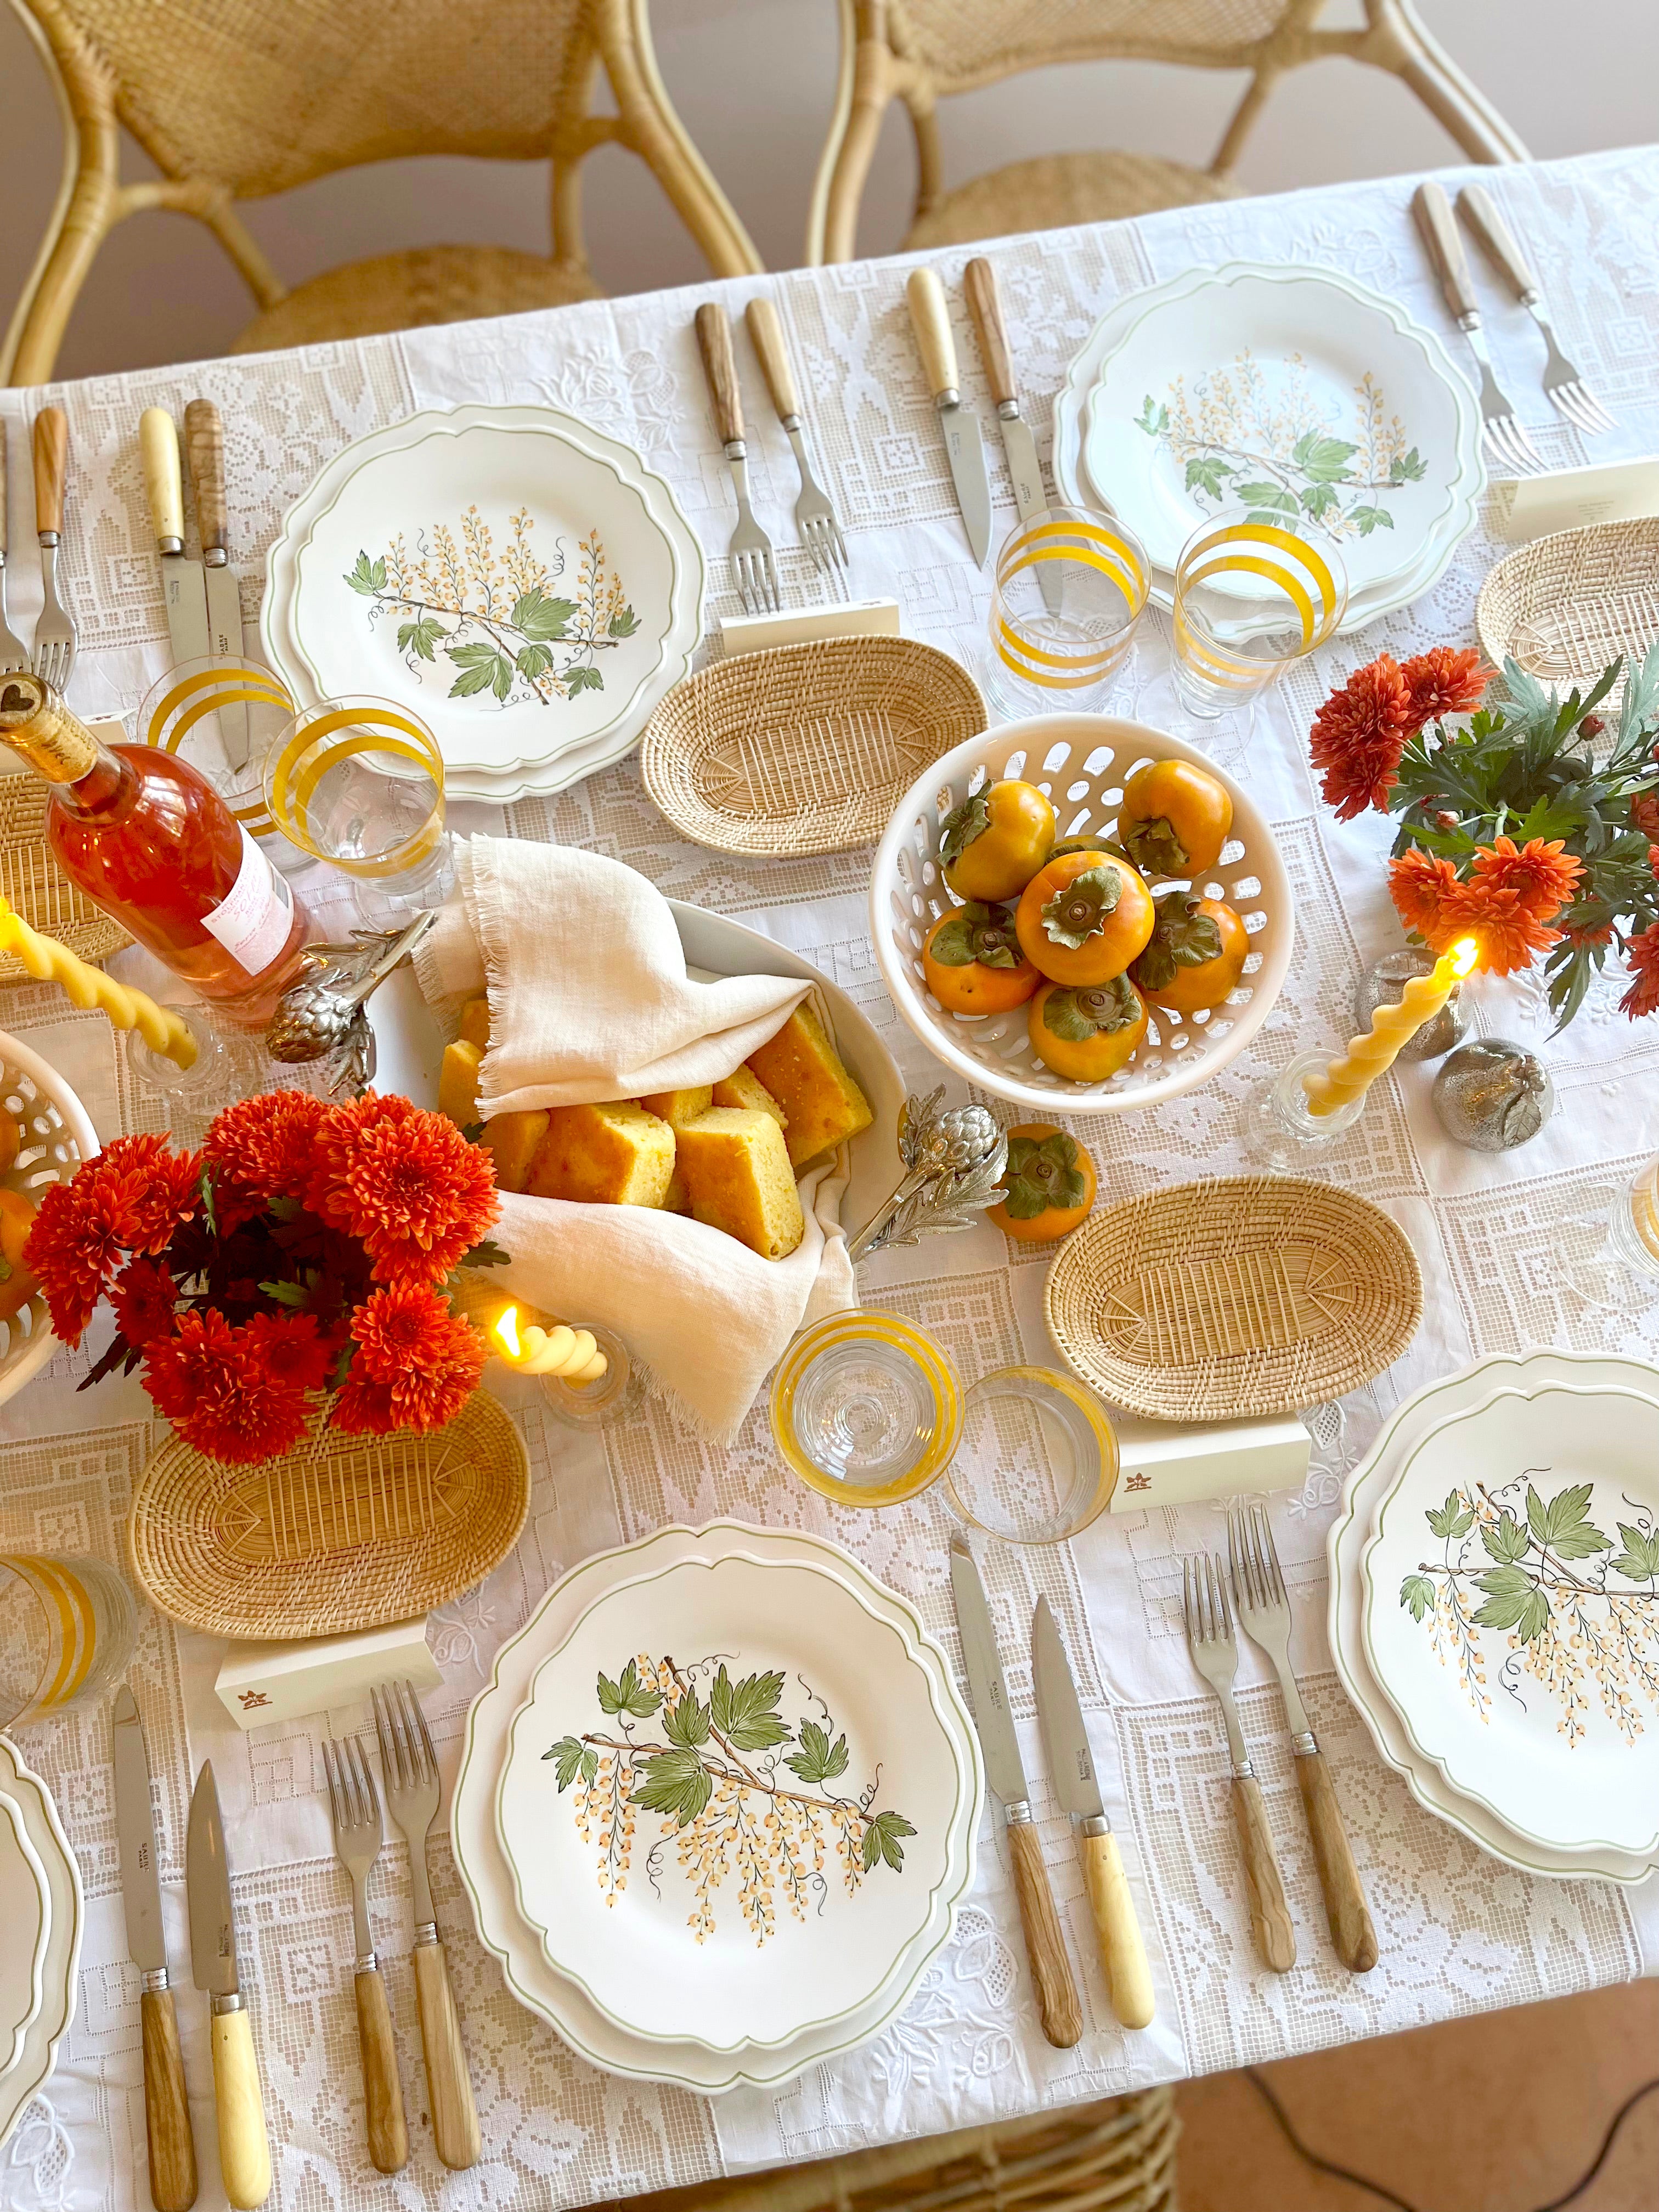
262;405;703;802
0;1787;47;2079
1359;1368;1659;1863
454;1522;979;2091
497;1547;970;2053
0;1734;81;2146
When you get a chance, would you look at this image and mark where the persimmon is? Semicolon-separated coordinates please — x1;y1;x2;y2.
987;1122;1097;1242
0;1190;39;1321
922;903;1040;1015
1028;977;1148;1083
1132;892;1249;1013
939;780;1056;902
1118;759;1233;879
1015;849;1154;985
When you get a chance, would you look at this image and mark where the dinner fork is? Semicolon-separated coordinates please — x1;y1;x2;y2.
322;1735;409;2174
1228;1501;1378;1974
695;302;780;614
373;1680;481;2171
1411;182;1543;477
30;408;76;689
0;424;31;676
1457;184;1615;436
1182;1552;1296;1973
744;297;848;586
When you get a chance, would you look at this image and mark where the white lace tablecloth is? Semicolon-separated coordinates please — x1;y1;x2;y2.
2;143;1658;2212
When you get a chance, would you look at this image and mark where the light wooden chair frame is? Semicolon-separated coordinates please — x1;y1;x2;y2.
2;0;763;386
806;0;1530;265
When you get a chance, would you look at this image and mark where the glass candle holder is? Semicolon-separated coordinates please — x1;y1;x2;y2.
1171;509;1347;720
265;695;454;927
984;506;1149;720
1244;1051;1368;1170
134;656;314;881
539;1323;640;1429
771;1310;964;1509
0;1552;137;1729
944;1366;1117;1544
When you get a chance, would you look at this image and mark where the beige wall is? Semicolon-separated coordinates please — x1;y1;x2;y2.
2;0;1654;383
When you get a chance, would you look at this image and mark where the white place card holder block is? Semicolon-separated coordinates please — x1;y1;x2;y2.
1106;1406;1311;1514
215;1616;441;1730
1491;456;1659;541
718;597;900;652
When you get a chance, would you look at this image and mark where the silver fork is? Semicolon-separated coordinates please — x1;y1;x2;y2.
0;422;31;675
695;301;780;615
1181;1552;1296;1973
373;1680;481;2171
1228;1501;1378;1974
1458;184;1615;436
744;297;848;586
30;408;76;690
321;1735;409;2174
1412;182;1543;477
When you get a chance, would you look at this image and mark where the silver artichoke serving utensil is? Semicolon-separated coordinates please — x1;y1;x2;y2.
847;1087;1007;1262
266;910;438;1092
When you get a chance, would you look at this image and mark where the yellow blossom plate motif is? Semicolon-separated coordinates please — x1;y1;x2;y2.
496;1548;969;2053
1359;1376;1659;1860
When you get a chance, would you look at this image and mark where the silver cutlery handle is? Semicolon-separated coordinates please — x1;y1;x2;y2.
1412;180;1480;325
1457;183;1539;304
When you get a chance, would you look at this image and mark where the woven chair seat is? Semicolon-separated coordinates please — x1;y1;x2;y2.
903;151;1245;250
230;245;603;353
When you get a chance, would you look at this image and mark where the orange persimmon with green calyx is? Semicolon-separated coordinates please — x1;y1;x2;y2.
0;1190;39;1321
1028;976;1148;1082
1132;891;1249;1013
1118;759;1233;879
988;1122;1097;1242
1015;849;1154;985
939;780;1056;902
923;902;1040;1015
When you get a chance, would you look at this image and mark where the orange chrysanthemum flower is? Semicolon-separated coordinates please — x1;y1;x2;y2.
1468;836;1583;922
25;1136;202;1344
110;1257;178;1348
1387;849;1465;943
1631;792;1659;841
204;1091;329;1224
335;1282;485;1432
306;1092;499;1286
1309;654;1415;820
1438;879;1561;976
143;1309;314;1465
1399;646;1492;732
1620;923;1659;1020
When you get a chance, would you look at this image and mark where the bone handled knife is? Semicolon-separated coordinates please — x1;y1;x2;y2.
184;397;249;766
1031;1597;1154;2030
949;1536;1083;2047
188;1763;271;2210
906;268;992;568
114;1688;199;2212
963;256;1059;611
140;408;211;676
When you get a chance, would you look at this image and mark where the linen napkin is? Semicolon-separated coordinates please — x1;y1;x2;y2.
416;836;859;1443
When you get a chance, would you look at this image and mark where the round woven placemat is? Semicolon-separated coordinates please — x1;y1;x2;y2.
1045;1173;1423;1421
640;635;985;856
128;1387;529;1639
0;772;128;985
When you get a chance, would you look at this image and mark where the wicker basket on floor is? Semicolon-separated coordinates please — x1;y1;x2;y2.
607;2088;1178;2212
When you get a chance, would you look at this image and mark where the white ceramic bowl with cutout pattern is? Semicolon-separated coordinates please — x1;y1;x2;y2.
0;1029;99;1405
869;716;1294;1113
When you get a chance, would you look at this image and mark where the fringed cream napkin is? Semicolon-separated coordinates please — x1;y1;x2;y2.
417;837;857;1443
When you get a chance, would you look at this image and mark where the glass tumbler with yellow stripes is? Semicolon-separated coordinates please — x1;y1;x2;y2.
985;506;1150;719
1170;509;1347;720
264;695;454;927
0;1552;137;1728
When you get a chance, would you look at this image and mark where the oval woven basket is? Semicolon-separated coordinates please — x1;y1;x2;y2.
639;636;986;856
1477;516;1659;703
1045;1175;1422;1420
870;715;1293;1113
128;1387;530;1639
0;772;129;986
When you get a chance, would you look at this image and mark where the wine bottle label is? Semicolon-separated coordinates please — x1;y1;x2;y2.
201;827;295;978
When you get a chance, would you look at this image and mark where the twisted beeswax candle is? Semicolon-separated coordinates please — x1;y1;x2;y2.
490;1304;607;1384
0;897;198;1068
1304;937;1478;1116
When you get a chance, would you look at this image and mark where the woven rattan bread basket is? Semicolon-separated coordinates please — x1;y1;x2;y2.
128;1387;529;1639
0;772;128;985
640;636;986;856
1477;516;1659;701
1046;1175;1422;1421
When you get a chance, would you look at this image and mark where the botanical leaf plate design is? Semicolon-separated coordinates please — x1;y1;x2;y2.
496;1546;971;2054
1361;1378;1659;1859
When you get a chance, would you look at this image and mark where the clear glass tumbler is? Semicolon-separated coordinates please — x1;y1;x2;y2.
0;1552;137;1728
264;695;454;927
134;656;314;882
1171;508;1347;719
771;1310;964;1509
1610;1154;1659;1282
985;506;1150;720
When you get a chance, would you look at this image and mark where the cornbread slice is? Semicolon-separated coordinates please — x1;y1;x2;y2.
711;1064;787;1131
527;1102;676;1207
481;1109;549;1194
746;1005;873;1167
458;996;491;1051
675;1108;805;1260
637;1085;713;1128
663;1166;692;1216
438;1040;483;1129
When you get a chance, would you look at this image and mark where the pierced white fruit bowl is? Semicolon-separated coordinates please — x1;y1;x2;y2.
0;1029;99;1404
869;716;1294;1113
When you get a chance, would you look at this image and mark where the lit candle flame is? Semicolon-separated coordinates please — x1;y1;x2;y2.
493;1305;522;1359
1452;935;1479;979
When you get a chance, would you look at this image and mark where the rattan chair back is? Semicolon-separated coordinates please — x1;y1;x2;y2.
4;0;761;381
808;0;1528;262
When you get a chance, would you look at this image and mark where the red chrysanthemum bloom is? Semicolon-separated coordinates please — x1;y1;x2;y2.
1309;654;1415;820
110;1257;178;1348
1620;923;1659;1020
1631;792;1659;842
306;1092;498;1285
204;1091;330;1227
241;1310;336;1395
25;1183;108;1344
342;1280;487;1430
1468;836;1583;923
330;1372;401;1436
1398;646;1492;732
143;1308;313;1465
24;1137;200;1343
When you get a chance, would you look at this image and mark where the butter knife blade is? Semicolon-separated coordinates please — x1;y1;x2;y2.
112;1684;168;1977
949;1533;1028;1809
